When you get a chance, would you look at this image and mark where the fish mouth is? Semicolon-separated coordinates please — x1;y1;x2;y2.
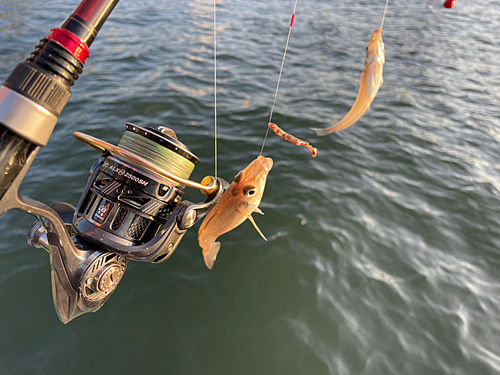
373;28;383;40
257;156;273;172
369;28;383;46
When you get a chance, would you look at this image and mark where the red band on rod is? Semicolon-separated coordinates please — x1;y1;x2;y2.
48;28;90;64
290;14;295;27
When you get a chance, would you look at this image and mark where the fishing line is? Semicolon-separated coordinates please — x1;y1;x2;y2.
260;0;299;156
213;0;218;179
380;0;390;29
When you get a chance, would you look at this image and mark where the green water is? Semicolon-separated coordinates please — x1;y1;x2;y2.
1;0;500;374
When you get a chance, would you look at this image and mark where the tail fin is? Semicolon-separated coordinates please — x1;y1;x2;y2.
203;241;221;270
311;127;331;136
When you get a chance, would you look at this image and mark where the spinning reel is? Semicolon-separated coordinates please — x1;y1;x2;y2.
9;123;224;323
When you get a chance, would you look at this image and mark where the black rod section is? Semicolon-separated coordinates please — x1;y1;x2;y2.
60;0;120;48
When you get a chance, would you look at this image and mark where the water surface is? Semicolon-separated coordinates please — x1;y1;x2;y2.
0;0;499;374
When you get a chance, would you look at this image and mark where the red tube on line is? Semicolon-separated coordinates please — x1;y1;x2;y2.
290;14;295;27
444;0;457;8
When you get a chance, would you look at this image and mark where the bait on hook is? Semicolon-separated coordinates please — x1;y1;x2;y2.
268;123;317;157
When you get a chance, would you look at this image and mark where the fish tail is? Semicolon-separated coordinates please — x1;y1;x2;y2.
313;97;370;136
203;241;221;270
329;100;370;133
310;126;330;136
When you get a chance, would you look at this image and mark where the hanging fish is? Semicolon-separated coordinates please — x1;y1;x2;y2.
268;123;318;157
312;27;385;135
198;155;273;269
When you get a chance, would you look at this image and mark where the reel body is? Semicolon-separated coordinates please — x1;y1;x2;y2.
73;124;207;262
18;123;224;323
75;154;184;250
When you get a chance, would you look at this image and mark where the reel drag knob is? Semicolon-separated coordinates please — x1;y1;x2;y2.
82;253;127;302
97;265;123;293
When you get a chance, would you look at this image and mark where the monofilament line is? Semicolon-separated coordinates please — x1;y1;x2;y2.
213;0;218;179
380;0;390;29
260;0;299;156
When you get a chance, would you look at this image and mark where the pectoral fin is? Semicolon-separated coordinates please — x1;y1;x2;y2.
253;207;264;215
248;214;267;241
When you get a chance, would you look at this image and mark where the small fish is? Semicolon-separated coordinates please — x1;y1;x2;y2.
198;155;273;269
312;28;385;135
268;123;318;157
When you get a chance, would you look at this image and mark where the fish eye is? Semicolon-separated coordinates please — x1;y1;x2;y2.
243;185;256;197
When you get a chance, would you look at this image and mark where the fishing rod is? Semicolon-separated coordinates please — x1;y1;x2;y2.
0;0;224;323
